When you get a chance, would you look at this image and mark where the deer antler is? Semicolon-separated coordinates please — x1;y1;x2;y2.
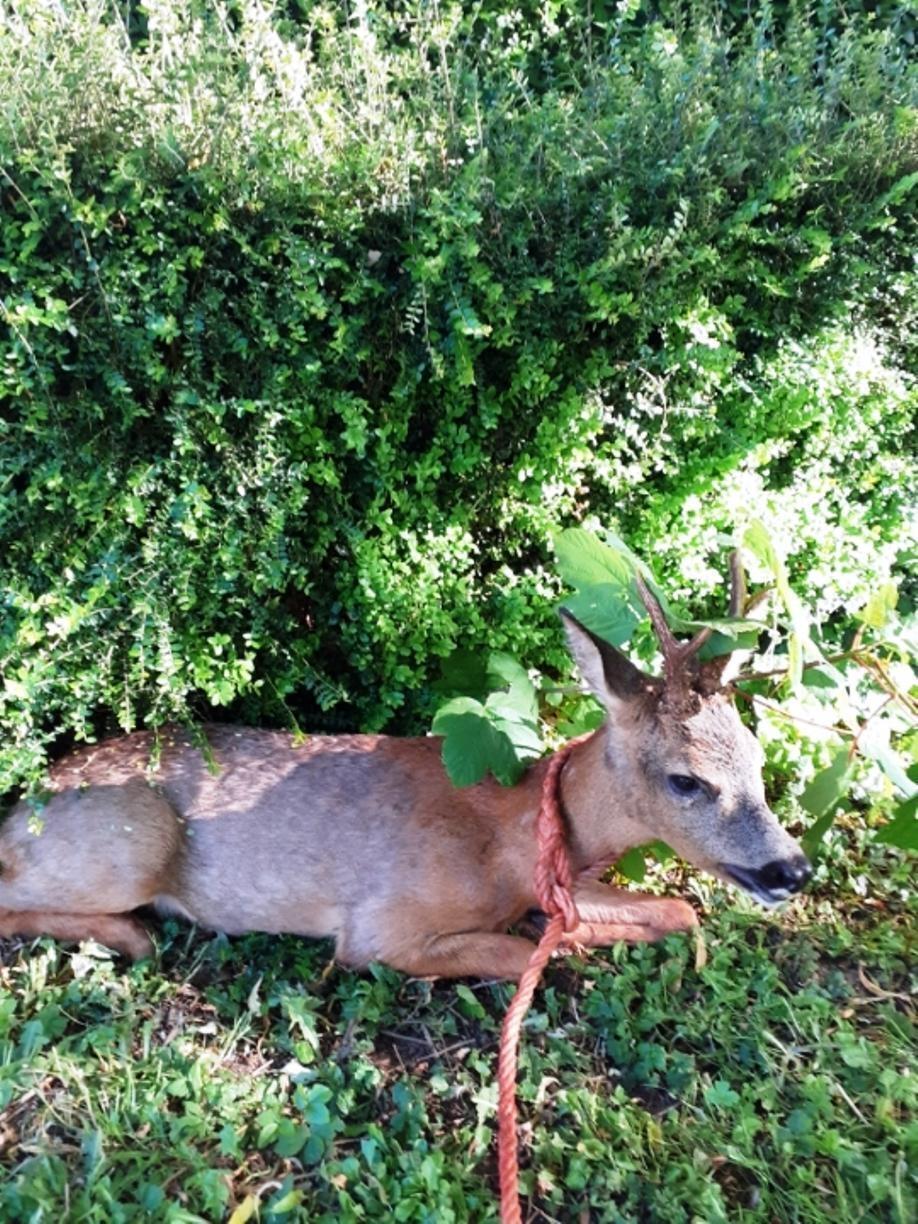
634;572;712;689
727;549;746;617
700;550;760;691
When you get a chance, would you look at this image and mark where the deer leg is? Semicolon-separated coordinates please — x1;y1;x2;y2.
565;879;698;946
0;910;154;960
348;930;539;982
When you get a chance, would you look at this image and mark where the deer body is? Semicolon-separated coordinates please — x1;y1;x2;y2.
0;606;811;979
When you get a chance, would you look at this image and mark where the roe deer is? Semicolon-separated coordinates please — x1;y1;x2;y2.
0;567;810;978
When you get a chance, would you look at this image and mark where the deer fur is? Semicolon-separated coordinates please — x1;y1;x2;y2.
0;582;810;980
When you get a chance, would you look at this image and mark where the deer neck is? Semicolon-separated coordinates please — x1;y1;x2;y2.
558;729;654;876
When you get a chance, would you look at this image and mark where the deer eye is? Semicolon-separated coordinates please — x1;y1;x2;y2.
667;774;701;798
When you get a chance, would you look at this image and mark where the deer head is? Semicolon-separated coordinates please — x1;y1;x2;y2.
561;556;811;906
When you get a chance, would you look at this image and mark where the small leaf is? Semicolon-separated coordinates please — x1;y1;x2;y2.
615;847;646;882
269;1186;304;1214
696;626;760;661
802;668;842;690
685;615;762;640
487;652;537;724
743;519;811;688
855;583;898;630
858;721;917;797
876;170;918;211
800;747;854;819
556;697;605;739
704;1080;740;1108
274;1120;308;1158
228;1196;257;1224
455;983;487;1019
802;808;840;858
875;794;918;850
800;747;855;854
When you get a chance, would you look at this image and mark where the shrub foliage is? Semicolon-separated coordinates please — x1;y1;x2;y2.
1;1;915;792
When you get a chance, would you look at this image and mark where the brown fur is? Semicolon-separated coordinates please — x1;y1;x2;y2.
0;622;806;979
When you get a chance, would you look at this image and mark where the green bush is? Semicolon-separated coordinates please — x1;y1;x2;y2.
1;0;915;792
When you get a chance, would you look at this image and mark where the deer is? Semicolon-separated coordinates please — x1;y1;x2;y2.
0;564;811;979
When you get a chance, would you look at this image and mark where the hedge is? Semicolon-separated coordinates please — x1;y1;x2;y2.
1;0;915;792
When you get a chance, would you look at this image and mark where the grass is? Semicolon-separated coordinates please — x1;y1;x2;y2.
0;823;913;1223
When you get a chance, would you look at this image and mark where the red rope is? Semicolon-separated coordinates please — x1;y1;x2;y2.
497;737;585;1224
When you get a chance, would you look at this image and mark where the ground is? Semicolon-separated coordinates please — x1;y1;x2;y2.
0;822;913;1223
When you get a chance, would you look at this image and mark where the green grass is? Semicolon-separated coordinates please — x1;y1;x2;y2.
0;825;913;1223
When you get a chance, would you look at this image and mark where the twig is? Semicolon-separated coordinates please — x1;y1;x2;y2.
735;689;856;738
833;1080;868;1124
856;964;912;1003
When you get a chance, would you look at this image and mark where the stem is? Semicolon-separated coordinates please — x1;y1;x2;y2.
736;690;857;738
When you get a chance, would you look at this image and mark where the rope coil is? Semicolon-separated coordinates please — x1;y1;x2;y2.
497;737;585;1224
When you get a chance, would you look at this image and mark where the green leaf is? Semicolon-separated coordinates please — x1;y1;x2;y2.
553;528;637;591
859;722;917;798
875;170;918;211
743;519;811;688
560;585;640;647
615;847;646;883
800;747;854;818
267;1184;304;1214
273;1120;308;1158
431;649;490;700
685;615;762;640
800;747;854;853
855;583;898;630
432;700;523;787
556;528;758;652
487;711;543;758
802;667;843;690
704;1080;740;1109
696;627;760;662
431;652;544;788
875;794;918;850
486;652;538;724
454;983;487;1019
801;809;840;858
556;696;605;739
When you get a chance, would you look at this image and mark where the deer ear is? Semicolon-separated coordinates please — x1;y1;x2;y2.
560;609;655;711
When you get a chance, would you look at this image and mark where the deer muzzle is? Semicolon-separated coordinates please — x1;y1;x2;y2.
720;854;812;907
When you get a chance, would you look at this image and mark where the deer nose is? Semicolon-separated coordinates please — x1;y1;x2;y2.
753;855;812;896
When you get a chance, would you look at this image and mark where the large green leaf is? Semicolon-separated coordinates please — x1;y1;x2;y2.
431;649;490;700
432;652;544;787
553;527;637;592
431;699;523;787
488;713;544;759
560;584;641;647
557;528;760;657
